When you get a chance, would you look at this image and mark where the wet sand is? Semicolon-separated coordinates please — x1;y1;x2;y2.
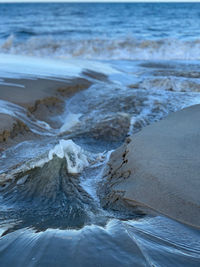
0;77;92;107
0;77;91;147
102;104;200;228
1;62;200;266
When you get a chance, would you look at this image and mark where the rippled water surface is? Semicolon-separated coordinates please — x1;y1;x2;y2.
0;57;200;266
1;2;200;267
1;3;200;60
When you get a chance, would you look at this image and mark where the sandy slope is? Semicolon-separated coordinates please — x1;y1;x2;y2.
102;104;200;228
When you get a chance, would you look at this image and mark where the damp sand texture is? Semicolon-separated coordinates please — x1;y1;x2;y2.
101;104;200;228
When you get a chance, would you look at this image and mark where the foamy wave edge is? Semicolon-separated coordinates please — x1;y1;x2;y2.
2;35;200;60
0;139;107;191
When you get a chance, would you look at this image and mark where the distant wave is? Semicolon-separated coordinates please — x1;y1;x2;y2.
15;29;37;37
1;35;200;60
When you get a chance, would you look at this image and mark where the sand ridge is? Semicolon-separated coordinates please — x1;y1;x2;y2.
101;104;200;228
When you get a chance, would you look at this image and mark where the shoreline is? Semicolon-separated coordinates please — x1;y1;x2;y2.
1;57;200;229
0;77;92;149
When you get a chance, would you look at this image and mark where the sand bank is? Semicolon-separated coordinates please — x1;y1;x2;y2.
0;77;91;148
0;77;92;107
101;104;200;228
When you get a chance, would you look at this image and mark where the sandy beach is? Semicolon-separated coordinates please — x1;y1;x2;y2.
1;56;200;266
1;2;200;266
0;77;91;147
101;104;200;228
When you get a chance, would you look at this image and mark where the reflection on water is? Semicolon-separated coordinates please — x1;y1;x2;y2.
0;58;200;266
0;217;200;267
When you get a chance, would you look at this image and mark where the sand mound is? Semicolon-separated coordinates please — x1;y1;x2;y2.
101;104;200;228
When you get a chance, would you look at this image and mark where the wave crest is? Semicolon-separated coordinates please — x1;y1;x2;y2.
48;139;89;174
2;35;200;60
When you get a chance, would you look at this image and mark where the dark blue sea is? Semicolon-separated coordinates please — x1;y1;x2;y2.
1;3;200;60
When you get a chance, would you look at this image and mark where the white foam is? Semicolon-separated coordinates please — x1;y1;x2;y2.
59;113;82;133
0;53;82;80
0;140;90;179
48;139;89;174
0;53;119;83
0;99;57;136
80;150;113;203
3;36;200;61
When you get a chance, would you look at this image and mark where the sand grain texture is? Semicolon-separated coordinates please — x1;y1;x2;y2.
102;104;200;228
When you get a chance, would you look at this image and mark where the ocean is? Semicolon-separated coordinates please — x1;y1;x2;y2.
0;3;200;267
1;3;200;60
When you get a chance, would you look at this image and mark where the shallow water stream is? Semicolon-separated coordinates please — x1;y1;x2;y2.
0;58;200;266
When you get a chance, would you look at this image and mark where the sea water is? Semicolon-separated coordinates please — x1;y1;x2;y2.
0;3;200;267
1;3;200;60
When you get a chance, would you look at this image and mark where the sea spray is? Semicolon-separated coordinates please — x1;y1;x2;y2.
48;139;89;174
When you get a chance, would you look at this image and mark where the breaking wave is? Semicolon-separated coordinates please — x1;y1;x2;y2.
0;139;114;232
2;35;200;60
